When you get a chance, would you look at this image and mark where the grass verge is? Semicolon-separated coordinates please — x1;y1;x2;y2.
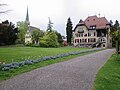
0;50;99;81
94;54;120;90
0;47;88;63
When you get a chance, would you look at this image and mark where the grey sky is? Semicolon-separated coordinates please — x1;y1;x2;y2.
0;0;120;35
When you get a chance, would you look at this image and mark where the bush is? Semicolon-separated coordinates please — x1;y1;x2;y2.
40;32;59;47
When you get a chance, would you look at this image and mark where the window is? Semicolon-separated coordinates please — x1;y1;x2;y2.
75;39;79;43
90;26;96;29
77;39;79;43
82;39;84;42
88;31;95;37
78;28;84;33
80;39;81;42
85;39;87;42
94;38;96;42
80;33;83;37
94;32;96;36
26;36;31;38
88;39;90;42
76;34;78;37
75;39;77;43
84;34;87;37
89;38;96;42
92;26;96;29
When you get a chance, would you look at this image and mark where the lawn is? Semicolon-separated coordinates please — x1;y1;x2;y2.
94;54;120;90
0;47;88;64
0;46;93;81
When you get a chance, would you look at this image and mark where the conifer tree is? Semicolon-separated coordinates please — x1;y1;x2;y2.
47;17;53;33
66;17;73;45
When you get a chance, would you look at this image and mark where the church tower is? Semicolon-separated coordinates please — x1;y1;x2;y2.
25;6;32;44
25;6;30;25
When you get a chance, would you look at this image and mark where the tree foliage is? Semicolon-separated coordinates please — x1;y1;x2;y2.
32;29;44;44
0;20;18;45
46;17;53;33
66;17;73;45
40;32;59;47
17;21;28;44
54;31;63;44
110;20;120;42
110;20;120;54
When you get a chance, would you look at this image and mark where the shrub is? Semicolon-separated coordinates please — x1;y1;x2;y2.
40;32;59;47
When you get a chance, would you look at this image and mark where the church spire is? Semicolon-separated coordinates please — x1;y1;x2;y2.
25;6;30;25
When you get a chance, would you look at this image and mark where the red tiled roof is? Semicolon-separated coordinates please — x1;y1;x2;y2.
84;15;109;29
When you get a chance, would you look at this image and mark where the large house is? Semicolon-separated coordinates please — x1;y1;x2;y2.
73;15;112;48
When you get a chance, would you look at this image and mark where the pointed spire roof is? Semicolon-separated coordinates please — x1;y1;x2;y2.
25;6;30;25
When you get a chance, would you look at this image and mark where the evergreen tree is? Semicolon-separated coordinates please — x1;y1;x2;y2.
66;17;73;45
114;20;119;31
0;20;18;45
47;17;53;33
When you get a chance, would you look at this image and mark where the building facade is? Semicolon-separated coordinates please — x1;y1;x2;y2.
73;15;112;48
24;6;40;44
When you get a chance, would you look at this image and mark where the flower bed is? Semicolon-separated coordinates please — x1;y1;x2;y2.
0;48;102;71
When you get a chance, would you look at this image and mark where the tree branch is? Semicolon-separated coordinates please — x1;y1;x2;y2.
0;10;12;14
0;4;7;6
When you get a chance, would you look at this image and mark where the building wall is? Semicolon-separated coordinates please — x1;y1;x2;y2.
73;25;112;48
25;31;32;44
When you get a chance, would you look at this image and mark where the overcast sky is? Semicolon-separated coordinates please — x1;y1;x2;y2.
0;0;120;35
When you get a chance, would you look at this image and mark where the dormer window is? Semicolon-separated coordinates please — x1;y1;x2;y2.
93;26;95;29
90;25;96;29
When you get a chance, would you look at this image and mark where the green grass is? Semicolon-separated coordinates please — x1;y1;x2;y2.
0;47;88;63
0;51;96;81
94;54;120;90
0;47;92;81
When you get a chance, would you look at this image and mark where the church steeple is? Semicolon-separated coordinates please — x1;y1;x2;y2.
25;6;30;25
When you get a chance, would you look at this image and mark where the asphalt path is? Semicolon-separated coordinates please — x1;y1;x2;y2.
0;49;115;90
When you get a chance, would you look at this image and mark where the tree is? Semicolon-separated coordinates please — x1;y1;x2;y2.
0;20;18;45
54;31;63;44
114;29;120;54
40;32;59;47
46;17;53;33
66;17;73;45
110;20;120;54
17;21;28;44
32;29;44;44
114;20;119;31
0;4;11;14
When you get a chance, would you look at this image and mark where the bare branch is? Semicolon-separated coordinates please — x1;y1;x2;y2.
0;4;12;14
0;9;12;14
0;4;7;6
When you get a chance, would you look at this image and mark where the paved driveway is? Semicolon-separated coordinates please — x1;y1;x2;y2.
0;49;115;90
